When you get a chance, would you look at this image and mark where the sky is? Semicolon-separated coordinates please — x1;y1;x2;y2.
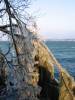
29;0;75;39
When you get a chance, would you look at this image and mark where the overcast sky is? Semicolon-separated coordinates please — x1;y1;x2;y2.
29;0;75;39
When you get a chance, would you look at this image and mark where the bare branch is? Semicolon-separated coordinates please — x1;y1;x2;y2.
0;8;5;12
0;0;2;3
0;27;10;34
0;24;18;29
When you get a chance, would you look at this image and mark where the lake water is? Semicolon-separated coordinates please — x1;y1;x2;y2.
0;41;75;78
45;41;75;78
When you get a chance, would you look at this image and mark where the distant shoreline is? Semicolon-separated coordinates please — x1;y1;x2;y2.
44;39;75;42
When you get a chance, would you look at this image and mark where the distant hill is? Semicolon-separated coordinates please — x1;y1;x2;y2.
44;39;75;42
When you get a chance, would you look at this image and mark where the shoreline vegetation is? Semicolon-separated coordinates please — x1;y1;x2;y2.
0;26;75;99
0;32;75;99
